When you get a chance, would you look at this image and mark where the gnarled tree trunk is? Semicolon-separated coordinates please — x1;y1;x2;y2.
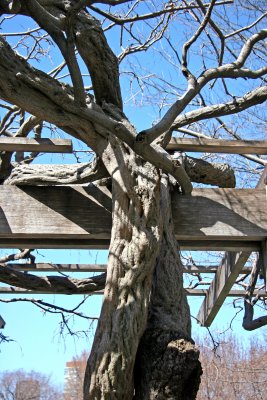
84;140;164;399
134;176;202;399
83;140;201;399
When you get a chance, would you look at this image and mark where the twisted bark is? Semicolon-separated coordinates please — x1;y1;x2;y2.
134;177;201;399
84;141;163;399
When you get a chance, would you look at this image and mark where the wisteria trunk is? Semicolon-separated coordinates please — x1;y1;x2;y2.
83;142;201;399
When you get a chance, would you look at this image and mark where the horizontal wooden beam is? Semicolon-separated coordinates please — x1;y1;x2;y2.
1;286;266;298
8;263;108;272
0;138;72;153
0;186;265;250
167;138;267;154
196;251;251;327
0;239;261;251
172;188;267;241
8;262;253;274
185;289;267;298
179;241;261;251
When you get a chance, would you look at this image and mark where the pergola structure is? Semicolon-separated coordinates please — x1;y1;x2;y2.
0;137;266;327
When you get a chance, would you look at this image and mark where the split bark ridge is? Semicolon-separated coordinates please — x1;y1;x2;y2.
134;176;202;399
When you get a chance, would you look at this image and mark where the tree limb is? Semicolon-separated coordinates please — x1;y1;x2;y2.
171;86;267;131
183;155;235;188
4;156;109;185
135;29;267;144
0;264;106;294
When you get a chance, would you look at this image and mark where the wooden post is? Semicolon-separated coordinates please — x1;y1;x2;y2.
196;251;251;326
262;240;267;292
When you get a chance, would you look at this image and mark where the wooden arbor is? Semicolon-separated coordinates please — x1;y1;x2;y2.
0;137;267;327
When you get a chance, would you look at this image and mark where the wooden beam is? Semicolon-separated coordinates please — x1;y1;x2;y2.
183;264;252;274
179;241;261;251
196;251;251;326
8;262;253;274
262;240;267;291
1;286;266;298
0;239;261;251
0;186;265;249
0;138;73;153
185;289;267;297
8;263;107;272
172;188;267;241
167;138;267;154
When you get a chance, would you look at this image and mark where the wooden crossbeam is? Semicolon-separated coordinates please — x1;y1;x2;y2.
8;263;107;272
7;262;253;274
196;251;251;326
0;186;265;249
195;167;267;325
1;286;267;298
0;138;73;153
167;138;267;154
262;240;267;291
186;289;267;297
0;239;261;251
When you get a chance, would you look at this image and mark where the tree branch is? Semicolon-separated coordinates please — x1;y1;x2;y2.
136;29;267;144
0;264;106;294
4;156;108;185
171;86;267;132
183;155;235;188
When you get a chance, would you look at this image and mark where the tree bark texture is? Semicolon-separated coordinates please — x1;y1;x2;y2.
134;177;201;399
83;140;164;399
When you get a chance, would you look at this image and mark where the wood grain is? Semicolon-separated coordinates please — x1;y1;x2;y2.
167;138;267;154
0;186;265;248
0;138;73;153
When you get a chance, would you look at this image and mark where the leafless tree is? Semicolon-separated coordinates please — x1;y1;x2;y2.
0;0;266;399
196;331;267;400
0;369;64;400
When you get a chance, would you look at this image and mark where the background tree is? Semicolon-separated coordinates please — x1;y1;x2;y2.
0;369;64;400
196;332;267;400
0;0;266;399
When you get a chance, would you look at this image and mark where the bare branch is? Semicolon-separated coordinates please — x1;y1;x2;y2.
171;86;267;134
136;29;267;144
0;264;106;294
181;0;216;81
0;296;99;320
5;156;108;185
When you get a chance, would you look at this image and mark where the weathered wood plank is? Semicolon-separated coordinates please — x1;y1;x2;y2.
8;263;107;272
8;262;253;274
262;240;267;292
172;188;267;241
0;186;266;247
179;241;261;251
186;289;267;297
196;251;251;326
0;239;261;251
167;138;267;154
0;138;73;153
1;286;266;298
